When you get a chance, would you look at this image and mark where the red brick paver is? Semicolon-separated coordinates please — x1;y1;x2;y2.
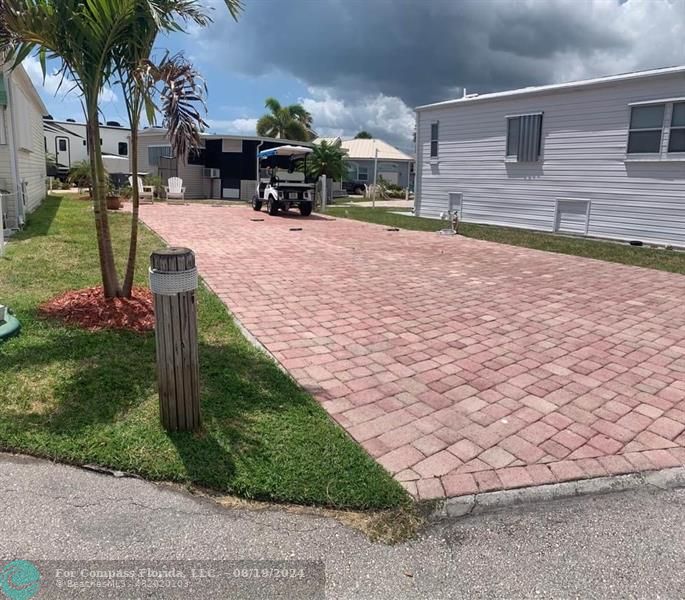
140;205;685;499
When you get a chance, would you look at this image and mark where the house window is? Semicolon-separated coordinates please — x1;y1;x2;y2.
667;102;685;153
118;141;128;156
430;122;439;158
358;166;369;181
148;145;173;166
506;114;543;161
345;162;358;181
627;104;664;153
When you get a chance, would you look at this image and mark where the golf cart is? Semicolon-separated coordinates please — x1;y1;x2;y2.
252;145;315;216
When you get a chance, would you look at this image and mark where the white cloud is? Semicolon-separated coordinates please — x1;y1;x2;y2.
205;117;258;135
301;89;415;150
541;0;685;84
22;56;68;96
98;87;118;103
23;56;117;104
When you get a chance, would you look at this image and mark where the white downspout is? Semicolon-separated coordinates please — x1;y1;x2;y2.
3;66;22;228
413;110;421;216
255;140;264;200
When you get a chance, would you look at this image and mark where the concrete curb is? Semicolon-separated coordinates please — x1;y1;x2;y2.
427;467;685;520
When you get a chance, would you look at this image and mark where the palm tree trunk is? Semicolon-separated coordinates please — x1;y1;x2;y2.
87;103;121;298
122;122;140;298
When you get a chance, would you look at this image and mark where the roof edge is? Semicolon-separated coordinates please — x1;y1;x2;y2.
416;65;685;111
139;128;314;146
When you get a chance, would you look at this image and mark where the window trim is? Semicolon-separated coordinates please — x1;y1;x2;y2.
505;112;543;162
505;117;520;158
626;103;665;155
629;97;685;106
430;121;439;159
667;102;685;154
624;100;685;159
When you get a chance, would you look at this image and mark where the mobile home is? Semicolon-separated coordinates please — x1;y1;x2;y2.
0;63;47;237
43;117;131;178
414;66;685;247
136;129;313;200
315;137;414;190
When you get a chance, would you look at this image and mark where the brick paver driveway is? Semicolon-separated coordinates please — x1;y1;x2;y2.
140;205;685;500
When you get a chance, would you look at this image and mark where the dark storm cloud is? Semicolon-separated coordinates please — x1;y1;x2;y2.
199;0;635;106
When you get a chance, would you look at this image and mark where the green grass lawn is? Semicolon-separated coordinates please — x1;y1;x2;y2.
325;205;685;275
0;197;406;510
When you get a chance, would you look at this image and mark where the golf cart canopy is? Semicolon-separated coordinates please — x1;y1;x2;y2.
257;145;313;158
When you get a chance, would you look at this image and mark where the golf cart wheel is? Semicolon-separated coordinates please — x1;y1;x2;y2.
299;202;313;217
268;198;279;216
252;195;262;211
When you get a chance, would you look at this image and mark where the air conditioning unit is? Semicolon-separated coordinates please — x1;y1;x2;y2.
203;168;220;179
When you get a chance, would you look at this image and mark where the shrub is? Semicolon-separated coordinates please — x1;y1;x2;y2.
143;175;163;197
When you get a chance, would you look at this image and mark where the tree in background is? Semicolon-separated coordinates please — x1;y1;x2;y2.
1;0;240;298
68;160;94;194
256;97;314;141
308;139;347;181
354;130;372;139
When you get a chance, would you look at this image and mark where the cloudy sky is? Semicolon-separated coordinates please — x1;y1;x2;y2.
28;0;685;152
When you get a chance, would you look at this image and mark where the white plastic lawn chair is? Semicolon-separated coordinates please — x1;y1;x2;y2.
128;176;154;204
164;177;186;205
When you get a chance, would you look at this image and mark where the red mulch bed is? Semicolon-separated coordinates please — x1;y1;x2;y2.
39;286;155;333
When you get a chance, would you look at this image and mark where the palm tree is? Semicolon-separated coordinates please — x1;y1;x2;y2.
68;160;94;193
114;0;242;298
308;139;347;181
354;130;372;139
1;0;139;297
0;0;241;298
256;97;314;141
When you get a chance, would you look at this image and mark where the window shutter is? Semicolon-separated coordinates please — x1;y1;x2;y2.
0;75;7;107
517;114;542;161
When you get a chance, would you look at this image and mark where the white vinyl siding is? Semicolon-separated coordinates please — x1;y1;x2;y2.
416;71;685;247
14;94;33;152
11;71;46;216
177;163;208;199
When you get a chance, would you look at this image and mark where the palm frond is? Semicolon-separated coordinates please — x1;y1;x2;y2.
148;52;207;160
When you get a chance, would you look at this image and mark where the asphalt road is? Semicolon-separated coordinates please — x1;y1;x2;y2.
0;454;683;599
